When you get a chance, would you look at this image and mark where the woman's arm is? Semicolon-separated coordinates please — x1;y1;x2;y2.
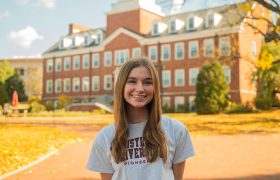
100;173;113;180
172;161;186;180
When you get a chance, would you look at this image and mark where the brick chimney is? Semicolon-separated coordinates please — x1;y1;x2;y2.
69;23;89;34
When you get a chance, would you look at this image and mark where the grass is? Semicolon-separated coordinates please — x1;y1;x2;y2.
0;124;80;176
167;109;280;135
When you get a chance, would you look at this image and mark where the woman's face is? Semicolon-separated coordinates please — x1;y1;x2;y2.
124;66;154;109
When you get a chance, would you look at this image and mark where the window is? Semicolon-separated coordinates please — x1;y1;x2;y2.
115;49;129;65
63;78;71;93
82;77;90;92
104;51;112;67
161;44;171;61
175;96;185;112
188;96;195;112
104;75;112;90
252;41;257;58
169;20;176;33
162;70;171;88
73;56;80;70
132;48;141;58
82;54;90;69
188;41;199;58
92;53;100;68
219;37;231;56
64;57;71;71
148;46;157;61
175;43;184;60
55;58;62;72
73;77;80;92
175;69;185;87
47;59;53;73
55;79;62;93
189;68;199;86
223;66;231;84
204;39;214;57
162;96;171;108
92;76;100;91
206;14;214;27
152;23;159;35
46;80;53;93
187;16;195;30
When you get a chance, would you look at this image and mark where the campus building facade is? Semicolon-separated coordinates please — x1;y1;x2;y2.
42;0;265;111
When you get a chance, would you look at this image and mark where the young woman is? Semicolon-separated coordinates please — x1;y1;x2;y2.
87;58;195;180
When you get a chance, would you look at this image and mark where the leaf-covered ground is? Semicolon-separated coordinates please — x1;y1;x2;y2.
0;124;79;175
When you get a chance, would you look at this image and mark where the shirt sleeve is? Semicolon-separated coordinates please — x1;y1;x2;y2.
86;131;114;173
172;125;195;164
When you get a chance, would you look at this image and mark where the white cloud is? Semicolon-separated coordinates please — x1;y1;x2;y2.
9;26;44;48
38;0;56;8
0;11;11;19
15;0;56;8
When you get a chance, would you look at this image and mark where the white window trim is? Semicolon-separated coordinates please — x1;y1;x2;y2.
175;42;184;60
188;41;199;59
188;96;195;111
82;77;90;92
162;70;171;88
104;75;112;90
189;68;199;86
161;44;171;61
92;76;100;91
63;78;71;93
203;38;215;57
114;49;129;66
46;80;53;93
55;79;62;93
223;66;231;84
104;51;112;67
219;36;231;56
82;54;90;69
174;96;185;111
175;69;185;87
92;53;100;68
132;47;141;58
162;96;171;108
73;56;80;70
148;46;158;62
55;58;62;72
72;77;80;92
64;57;71;71
47;59;53;73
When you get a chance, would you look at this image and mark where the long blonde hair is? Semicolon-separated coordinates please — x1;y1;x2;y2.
111;58;168;163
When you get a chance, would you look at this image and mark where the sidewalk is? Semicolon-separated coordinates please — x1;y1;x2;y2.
3;126;280;180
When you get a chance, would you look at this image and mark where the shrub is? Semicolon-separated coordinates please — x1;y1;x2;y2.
226;103;255;114
30;102;46;113
255;95;273;110
195;61;230;114
57;95;71;109
44;102;54;111
162;104;174;113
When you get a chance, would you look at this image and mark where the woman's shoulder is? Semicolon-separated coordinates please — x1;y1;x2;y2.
95;123;115;142
161;115;186;130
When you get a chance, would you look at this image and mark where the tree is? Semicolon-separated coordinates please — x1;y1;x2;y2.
228;0;280;42
0;60;14;83
5;74;28;102
195;61;230;114
0;83;8;106
254;42;280;109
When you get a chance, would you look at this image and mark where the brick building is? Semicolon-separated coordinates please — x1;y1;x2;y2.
42;0;265;111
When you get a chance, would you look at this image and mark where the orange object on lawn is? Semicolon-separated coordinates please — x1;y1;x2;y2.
12;90;19;107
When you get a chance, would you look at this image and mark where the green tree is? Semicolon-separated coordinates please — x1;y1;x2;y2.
0;60;14;83
255;42;280;109
57;95;71;109
5;74;28;102
0;83;8;106
195;61;230;114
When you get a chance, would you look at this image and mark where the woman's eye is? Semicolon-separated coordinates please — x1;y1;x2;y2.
127;80;136;84
144;81;153;85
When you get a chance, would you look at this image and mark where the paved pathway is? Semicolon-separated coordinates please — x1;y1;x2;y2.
2;122;280;180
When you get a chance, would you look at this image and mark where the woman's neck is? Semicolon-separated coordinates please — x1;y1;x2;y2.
127;106;148;124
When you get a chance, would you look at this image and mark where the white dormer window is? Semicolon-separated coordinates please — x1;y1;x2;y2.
152;22;167;36
169;19;184;34
206;13;222;27
84;34;91;46
96;30;104;44
58;37;72;49
72;36;84;47
186;16;202;31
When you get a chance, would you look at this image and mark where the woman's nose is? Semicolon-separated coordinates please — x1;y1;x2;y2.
135;82;144;92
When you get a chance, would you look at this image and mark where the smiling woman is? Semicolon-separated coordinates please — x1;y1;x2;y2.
87;58;195;180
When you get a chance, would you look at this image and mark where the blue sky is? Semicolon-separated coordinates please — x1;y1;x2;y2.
0;0;117;59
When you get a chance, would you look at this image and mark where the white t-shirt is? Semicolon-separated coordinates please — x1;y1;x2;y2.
87;116;195;180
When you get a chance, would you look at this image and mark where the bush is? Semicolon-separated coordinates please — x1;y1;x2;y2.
195;61;230;114
162;104;174;113
30;102;46;113
58;95;71;109
44;102;54;111
226;103;255;114
255;96;273;110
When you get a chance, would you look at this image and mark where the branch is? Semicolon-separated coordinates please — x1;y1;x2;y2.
252;0;280;14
